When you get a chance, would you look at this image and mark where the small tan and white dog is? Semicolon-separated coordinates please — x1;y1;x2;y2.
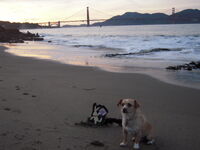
118;98;155;149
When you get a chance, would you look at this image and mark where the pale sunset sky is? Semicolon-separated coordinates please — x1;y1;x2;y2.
0;0;200;23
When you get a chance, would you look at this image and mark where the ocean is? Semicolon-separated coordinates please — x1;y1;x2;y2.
6;24;200;89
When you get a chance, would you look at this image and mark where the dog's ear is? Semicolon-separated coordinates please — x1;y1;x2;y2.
134;100;140;109
117;99;123;107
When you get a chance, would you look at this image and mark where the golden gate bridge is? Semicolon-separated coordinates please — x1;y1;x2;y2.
38;7;109;28
37;7;177;28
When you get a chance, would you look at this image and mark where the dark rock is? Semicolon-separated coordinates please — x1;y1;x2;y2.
166;61;200;71
166;66;178;70
187;67;192;71
0;25;44;43
33;37;44;41
196;62;200;68
189;61;196;65
9;39;24;43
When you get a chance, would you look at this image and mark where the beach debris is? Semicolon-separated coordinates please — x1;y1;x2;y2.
90;140;104;147
89;103;108;125
75;103;122;127
166;61;200;71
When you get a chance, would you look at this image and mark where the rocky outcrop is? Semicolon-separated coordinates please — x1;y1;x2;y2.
166;61;200;71
0;26;43;43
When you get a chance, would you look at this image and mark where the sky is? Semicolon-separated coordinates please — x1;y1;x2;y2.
0;0;200;23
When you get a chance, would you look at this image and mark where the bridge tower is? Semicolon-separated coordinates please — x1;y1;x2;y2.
48;22;51;28
171;8;176;24
172;7;175;15
58;21;61;28
87;7;90;26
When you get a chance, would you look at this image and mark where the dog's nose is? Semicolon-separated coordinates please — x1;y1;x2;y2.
122;108;128;113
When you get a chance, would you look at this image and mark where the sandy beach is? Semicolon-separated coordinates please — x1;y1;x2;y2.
1;45;200;150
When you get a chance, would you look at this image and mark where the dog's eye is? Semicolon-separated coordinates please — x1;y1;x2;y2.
127;103;132;107
121;103;125;106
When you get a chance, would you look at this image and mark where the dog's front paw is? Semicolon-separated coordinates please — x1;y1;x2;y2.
133;143;140;149
120;142;127;147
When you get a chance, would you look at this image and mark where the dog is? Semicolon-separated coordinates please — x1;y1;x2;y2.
118;98;154;149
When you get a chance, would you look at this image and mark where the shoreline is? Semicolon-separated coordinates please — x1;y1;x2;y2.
1;44;200;150
4;42;200;90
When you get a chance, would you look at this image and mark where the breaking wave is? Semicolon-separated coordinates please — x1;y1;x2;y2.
72;44;123;51
25;24;200;62
105;48;183;57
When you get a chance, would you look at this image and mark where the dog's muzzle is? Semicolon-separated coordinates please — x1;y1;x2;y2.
122;108;128;113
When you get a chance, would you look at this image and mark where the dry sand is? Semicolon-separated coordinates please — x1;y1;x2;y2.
0;45;200;150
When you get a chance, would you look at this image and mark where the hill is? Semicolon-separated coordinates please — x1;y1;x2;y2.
93;9;200;26
0;21;42;29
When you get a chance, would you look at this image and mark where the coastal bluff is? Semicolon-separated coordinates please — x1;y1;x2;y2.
0;26;43;43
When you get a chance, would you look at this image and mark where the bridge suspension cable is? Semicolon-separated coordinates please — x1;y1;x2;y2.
62;8;86;21
90;7;114;19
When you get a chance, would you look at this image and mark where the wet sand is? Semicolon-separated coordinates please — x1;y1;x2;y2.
0;45;200;150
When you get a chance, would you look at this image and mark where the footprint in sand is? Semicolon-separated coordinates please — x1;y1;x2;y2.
12;109;22;114
83;88;96;91
0;132;8;136
22;92;37;98
21;147;37;150
14;134;25;141
2;99;6;102
33;140;43;145
4;107;11;111
23;92;29;95
35;128;41;132
3;107;22;114
15;86;20;90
